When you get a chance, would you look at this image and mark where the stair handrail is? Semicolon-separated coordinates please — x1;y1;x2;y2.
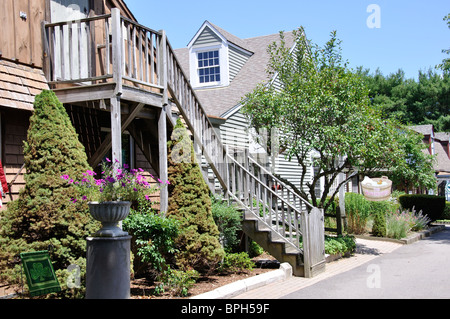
248;156;314;210
226;152;305;251
163;35;229;192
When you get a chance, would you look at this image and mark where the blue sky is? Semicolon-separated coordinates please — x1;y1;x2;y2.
125;0;449;80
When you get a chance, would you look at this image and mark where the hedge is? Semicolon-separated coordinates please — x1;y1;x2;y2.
398;194;446;221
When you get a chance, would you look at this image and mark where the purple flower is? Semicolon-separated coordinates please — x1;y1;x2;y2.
71;198;77;203
82;196;87;201
106;157;111;163
106;176;115;183
145;195;151;201
61;175;70;180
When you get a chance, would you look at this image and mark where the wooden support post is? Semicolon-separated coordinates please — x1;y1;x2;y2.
110;95;122;166
158;30;169;214
111;8;123;96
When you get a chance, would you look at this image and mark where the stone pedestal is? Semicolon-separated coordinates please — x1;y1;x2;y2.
85;235;131;299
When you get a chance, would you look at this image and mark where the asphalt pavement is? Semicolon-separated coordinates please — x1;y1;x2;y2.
233;226;450;299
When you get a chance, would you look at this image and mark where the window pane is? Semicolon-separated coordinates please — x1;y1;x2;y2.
214;51;219;58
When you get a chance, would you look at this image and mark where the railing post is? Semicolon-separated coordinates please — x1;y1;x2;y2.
158;30;169;214
111;8;123;95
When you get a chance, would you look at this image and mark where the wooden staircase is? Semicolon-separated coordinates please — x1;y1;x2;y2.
163;28;325;278
43;9;325;278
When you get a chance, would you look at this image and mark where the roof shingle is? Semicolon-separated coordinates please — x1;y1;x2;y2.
174;22;294;118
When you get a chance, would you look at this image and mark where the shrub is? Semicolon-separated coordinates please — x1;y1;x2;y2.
399;194;445;222
386;211;411;239
0;91;98;298
156;267;199;297
219;252;255;273
211;196;242;252
123;199;180;275
371;211;387;237
442;202;450;220
345;193;371;234
167;119;224;273
324;235;356;255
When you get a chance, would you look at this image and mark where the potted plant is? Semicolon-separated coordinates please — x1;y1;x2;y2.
61;158;168;237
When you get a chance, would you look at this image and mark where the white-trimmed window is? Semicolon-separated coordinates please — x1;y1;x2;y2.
189;45;229;88
198;50;221;84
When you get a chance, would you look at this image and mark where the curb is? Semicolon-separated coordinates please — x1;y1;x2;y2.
190;262;292;299
355;224;446;245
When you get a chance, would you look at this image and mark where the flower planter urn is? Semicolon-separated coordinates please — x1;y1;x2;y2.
88;201;131;238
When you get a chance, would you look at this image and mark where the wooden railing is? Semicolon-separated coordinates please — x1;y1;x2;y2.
43;11;163;94
227;148;316;251
164;38;229;190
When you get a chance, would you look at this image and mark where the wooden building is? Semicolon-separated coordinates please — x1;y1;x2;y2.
0;0;326;277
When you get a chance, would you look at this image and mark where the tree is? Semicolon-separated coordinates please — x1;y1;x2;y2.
356;67;450;131
389;128;437;192
0;90;98;296
166;119;224;273
241;28;423;212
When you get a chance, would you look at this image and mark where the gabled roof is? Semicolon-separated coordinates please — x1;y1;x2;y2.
175;22;295;118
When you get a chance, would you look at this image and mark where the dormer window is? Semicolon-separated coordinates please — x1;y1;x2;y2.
198;50;221;84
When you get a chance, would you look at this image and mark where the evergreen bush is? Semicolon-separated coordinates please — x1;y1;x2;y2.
166;119;224;273
371;211;387;237
0;90;98;298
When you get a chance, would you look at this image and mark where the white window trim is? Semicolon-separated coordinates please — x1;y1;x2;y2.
189;44;230;89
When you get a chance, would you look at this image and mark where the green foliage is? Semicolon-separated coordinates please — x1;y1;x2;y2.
156;267;199;297
211;196;242;252
345;193;372;234
371;211;387;237
242;28;408;212
324;235;356;255
167;119;225;273
123;199;180;274
356;67;450;131
0;90;98;297
248;239;264;258
399;194;446;221
219;252;255;273
387;128;437;192
442;202;450;220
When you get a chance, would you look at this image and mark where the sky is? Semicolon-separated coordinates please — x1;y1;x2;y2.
125;0;450;80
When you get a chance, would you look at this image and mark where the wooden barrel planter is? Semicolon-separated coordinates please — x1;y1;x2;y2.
361;176;392;202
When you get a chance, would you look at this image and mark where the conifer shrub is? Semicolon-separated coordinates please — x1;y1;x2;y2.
166;119;224;273
0;90;98;297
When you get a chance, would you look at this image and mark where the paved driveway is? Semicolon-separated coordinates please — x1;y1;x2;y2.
282;226;450;299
